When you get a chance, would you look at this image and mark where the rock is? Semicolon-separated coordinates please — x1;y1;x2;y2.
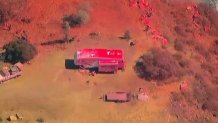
16;113;23;120
8;115;17;121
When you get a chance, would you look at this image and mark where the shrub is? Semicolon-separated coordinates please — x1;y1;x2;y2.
194;42;210;59
77;9;90;25
211;76;218;84
0;9;7;24
211;39;218;55
170;92;183;102
170;90;212;123
192;81;208;107
120;30;131;41
63;3;90;28
172;53;183;61
174;26;186;36
169;92;184;115
202;86;218;117
0;116;2;123
203;99;218;117
184;39;196;46
174;39;185;52
201;63;215;74
134;48;181;81
89;32;100;40
0;0;27;24
3;39;37;63
178;59;189;68
169;92;192;123
63;15;82;28
62;21;70;30
36;117;45;123
184;73;218;117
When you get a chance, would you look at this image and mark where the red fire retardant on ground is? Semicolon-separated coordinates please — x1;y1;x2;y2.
187;4;211;32
129;0;168;45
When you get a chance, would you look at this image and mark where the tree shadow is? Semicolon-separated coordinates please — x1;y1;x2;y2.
65;59;79;69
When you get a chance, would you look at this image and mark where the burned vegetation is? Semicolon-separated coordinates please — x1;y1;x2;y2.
210;39;218;55
0;8;9;24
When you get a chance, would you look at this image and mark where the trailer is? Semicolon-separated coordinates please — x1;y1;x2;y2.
102;92;131;103
0;62;22;84
74;49;125;73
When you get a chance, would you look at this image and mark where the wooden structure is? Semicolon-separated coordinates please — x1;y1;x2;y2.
102;92;131;103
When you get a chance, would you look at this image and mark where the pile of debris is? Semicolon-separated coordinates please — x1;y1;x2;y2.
137;87;149;101
0;62;23;84
8;113;23;122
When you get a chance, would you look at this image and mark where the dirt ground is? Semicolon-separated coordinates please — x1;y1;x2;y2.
0;0;217;123
0;43;179;123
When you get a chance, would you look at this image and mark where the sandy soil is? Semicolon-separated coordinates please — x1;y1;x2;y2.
0;42;179;123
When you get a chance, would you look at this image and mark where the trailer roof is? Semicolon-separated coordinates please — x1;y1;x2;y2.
76;49;124;59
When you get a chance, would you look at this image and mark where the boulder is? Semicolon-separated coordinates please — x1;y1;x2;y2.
137;92;149;101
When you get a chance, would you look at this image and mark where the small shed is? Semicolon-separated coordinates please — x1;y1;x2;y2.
103;92;131;103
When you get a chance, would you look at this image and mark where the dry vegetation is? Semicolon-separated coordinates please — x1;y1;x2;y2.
134;48;181;82
0;0;27;24
134;1;218;122
198;2;218;36
63;2;91;28
3;38;37;63
210;39;218;55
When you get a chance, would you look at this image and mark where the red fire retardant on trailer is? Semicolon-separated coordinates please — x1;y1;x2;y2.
74;49;125;73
